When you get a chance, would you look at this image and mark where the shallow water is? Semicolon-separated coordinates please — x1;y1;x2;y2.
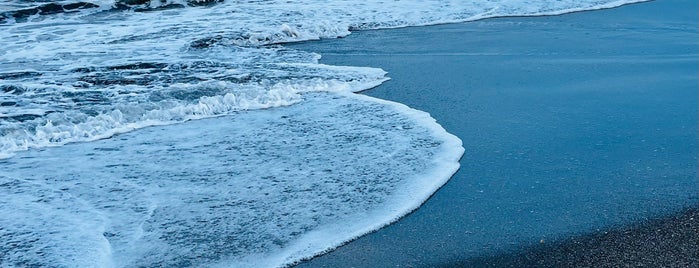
292;0;698;266
1;0;651;267
1;92;463;267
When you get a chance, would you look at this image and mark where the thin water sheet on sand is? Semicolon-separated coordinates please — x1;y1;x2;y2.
292;0;698;266
0;92;462;267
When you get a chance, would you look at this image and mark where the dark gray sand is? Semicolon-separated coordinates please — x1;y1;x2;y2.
442;208;698;267
291;0;698;266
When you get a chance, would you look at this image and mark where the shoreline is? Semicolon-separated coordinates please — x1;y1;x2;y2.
290;0;698;266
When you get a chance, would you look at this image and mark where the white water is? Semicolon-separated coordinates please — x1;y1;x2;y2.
0;0;646;267
1;92;463;267
0;0;647;158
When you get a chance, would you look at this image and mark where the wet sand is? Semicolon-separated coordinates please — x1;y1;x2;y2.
290;0;698;266
442;208;698;267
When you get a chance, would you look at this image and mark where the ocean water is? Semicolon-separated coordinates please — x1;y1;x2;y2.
0;0;646;267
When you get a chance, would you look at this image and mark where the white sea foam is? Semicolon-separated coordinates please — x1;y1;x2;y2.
0;63;388;159
0;92;461;267
0;0;648;267
0;0;647;157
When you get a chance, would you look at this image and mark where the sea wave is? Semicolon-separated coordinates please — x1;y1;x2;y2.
0;0;648;157
0;1;649;266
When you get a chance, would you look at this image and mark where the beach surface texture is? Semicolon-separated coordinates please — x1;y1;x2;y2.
292;0;698;266
0;0;696;267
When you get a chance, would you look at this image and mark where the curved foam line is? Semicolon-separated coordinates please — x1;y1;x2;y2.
225;91;464;268
0;1;652;266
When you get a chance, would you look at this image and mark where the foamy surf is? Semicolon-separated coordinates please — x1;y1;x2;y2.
1;92;462;267
1;0;649;267
0;0;648;158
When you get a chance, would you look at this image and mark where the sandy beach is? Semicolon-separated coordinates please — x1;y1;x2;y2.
7;0;698;266
291;0;698;266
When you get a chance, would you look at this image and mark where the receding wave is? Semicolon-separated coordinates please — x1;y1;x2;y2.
0;62;387;159
0;0;648;158
0;0;648;267
0;92;463;267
